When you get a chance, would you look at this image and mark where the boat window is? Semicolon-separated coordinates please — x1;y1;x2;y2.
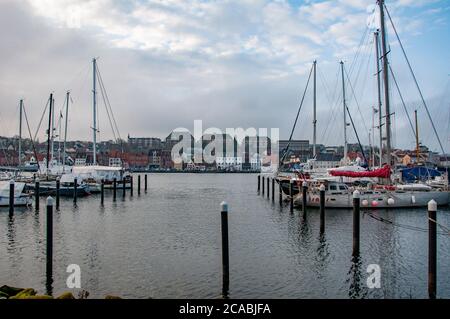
339;185;347;191
329;185;337;191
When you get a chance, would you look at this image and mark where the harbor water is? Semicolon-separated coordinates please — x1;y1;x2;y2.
1;173;449;298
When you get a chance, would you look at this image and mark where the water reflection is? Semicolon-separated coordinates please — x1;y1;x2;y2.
347;255;368;299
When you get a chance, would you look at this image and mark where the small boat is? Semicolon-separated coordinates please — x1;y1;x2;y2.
26;175;90;197
0;181;32;207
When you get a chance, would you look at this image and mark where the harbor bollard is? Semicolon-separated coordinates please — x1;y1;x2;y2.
113;178;117;201
352;190;360;257
138;175;141;196
279;180;282;206
319;184;325;234
130;176;134;197
267;177;269;199
302;181;308;216
55;177;60;210
35;178;40;211
100;179;104;206
46;197;54;287
257;175;260;193
73;178;78;205
144;174;148;192
122;177;126;199
220;201;230;297
272;178;275;202
289;180;294;213
9;180;14;217
428;199;437;299
262;176;265;196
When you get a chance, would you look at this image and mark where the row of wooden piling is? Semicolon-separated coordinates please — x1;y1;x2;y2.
7;174;149;216
256;174;440;299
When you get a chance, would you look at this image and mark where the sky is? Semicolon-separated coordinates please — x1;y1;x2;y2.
0;0;449;152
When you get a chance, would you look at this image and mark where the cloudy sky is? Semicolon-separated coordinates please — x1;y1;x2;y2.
0;0;449;152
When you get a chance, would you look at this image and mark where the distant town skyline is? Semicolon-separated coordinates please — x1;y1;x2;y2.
0;0;449;153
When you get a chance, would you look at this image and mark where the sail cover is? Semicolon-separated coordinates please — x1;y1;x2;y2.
329;165;391;178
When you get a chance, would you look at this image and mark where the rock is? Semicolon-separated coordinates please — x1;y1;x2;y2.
56;292;76;299
9;288;37;299
105;295;122;299
23;295;53;299
0;285;24;298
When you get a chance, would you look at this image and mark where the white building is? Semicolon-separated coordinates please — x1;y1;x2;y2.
250;154;261;171
216;156;242;171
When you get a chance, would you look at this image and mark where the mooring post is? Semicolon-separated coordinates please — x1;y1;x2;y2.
46;196;54;285
267;177;269;199
130;175;134;197
257;175;260;193
279;179;282;206
100;179;105;206
73;177;78;205
122;176;126;200
272;178;275;202
319;184;325;234
35;178;40;211
144;174;148;192
428;199;437;299
289;180;294;213
138;175;141;195
9;180;14;217
220;201;230;297
302;181;308;216
113;178;117;201
55;177;60;210
352;190;360;257
262;176;265;196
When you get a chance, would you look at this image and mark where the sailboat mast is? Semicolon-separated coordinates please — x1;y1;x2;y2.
374;31;383;167
340;61;348;163
63;91;69;171
46;93;53;174
415;109;419;163
378;0;392;166
312;60;317;158
51;95;55;164
92;58;97;165
18;99;23;167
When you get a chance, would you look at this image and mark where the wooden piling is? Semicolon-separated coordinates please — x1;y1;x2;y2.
144;174;148;192
352;190;360;257
267;177;269;199
130;176;134;197
113;178;117;202
55;177;60;210
271;178;275;202
289;180;294;213
262;176;265;196
73;178;78;205
319;184;325;234
302;181;307;216
122;177;126;199
138;175;141;195
9;180;14;217
279;179;282;206
220;201;230;297
257;175;260;193
100;179;104;206
428;199;437;299
35;178;40;211
46;197;54;285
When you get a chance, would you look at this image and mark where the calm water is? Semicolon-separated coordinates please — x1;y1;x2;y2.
1;173;449;299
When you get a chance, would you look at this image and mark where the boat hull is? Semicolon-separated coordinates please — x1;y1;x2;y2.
294;190;450;208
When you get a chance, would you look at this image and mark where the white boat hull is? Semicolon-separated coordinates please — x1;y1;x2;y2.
294;190;450;208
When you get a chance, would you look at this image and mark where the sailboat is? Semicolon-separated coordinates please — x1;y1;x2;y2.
293;0;449;208
68;58;131;190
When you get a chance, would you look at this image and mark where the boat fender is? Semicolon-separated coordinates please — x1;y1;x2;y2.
371;200;378;207
387;198;395;205
362;199;369;206
411;195;416;204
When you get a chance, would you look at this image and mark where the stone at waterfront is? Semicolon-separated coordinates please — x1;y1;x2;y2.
57;292;76;299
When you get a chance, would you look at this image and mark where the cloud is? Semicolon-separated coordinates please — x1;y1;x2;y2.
0;0;447;151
